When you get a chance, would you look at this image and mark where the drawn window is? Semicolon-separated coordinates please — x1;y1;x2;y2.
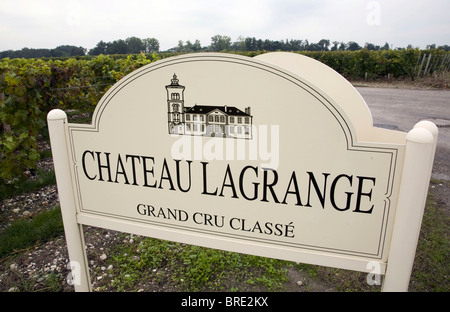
230;117;234;123
171;93;180;100
238;117;242;124
186;114;190;121
172;104;179;112
209;115;213;122
245;117;249;124
215;115;220;122
220;116;225;123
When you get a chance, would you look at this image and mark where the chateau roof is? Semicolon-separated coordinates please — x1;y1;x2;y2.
184;105;251;116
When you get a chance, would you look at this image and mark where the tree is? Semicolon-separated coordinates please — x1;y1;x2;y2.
346;41;362;51
173;39;203;53
245;37;258;51
306;42;321;51
287;39;303;51
143;38;160;53
89;41;108;55
125;37;145;54
330;41;339;51
210;35;232;51
365;42;379;50
106;39;128;54
337;42;347;51
317;39;330;51
176;40;187;52
381;42;390;51
51;45;86;57
20;47;52;58
231;36;247;51
192;40;202;51
176;40;189;52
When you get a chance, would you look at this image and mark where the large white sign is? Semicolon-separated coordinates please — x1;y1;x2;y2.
48;52;437;292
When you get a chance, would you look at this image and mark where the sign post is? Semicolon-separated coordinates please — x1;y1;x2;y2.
47;109;91;291
382;122;438;291
47;52;437;292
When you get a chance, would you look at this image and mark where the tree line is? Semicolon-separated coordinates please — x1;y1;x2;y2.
0;45;86;59
1;35;449;59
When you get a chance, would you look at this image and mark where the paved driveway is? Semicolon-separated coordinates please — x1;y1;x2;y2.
356;87;450;181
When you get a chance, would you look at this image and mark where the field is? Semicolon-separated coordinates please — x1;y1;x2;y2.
0;51;449;293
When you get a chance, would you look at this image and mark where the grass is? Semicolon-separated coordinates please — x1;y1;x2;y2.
0;206;63;259
0;168;55;202
409;183;449;291
95;235;290;292
0;152;55;202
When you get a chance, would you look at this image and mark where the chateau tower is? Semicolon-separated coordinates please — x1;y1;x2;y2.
165;74;185;134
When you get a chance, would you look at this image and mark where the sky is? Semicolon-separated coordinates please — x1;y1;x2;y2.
0;0;449;52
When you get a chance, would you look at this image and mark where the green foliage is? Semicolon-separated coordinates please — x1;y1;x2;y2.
0;207;63;258
299;48;427;79
0;53;157;181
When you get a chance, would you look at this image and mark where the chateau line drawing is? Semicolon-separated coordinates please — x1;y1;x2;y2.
166;74;253;139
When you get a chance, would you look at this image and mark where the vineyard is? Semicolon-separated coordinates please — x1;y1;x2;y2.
1;49;449;182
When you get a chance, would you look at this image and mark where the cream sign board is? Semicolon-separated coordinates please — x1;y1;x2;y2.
48;52;438;292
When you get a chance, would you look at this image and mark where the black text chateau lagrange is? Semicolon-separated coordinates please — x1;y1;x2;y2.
80;150;377;214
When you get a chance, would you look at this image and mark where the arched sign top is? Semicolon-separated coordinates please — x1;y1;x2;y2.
89;52;406;148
